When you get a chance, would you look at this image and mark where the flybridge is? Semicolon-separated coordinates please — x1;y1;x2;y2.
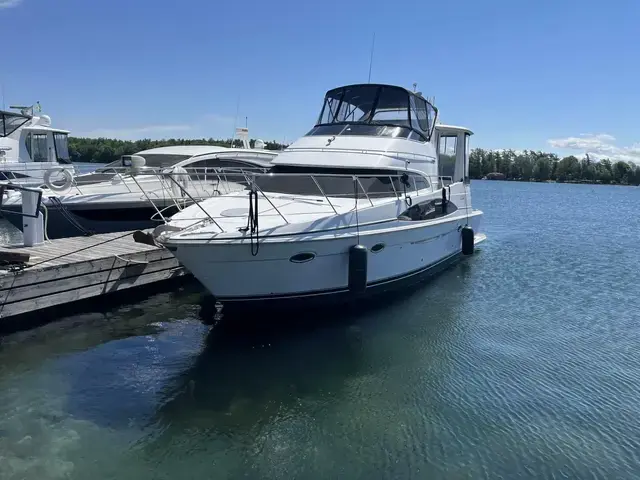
313;83;438;142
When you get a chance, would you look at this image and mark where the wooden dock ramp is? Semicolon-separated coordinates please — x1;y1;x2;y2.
0;231;186;322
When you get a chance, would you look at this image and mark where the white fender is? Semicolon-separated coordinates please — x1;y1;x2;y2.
44;168;74;193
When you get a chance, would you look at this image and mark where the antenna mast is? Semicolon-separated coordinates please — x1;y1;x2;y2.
230;96;240;147
367;33;376;83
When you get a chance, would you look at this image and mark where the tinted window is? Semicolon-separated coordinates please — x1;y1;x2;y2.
0;112;30;137
32;133;48;162
438;135;457;181
464;133;471;184
306;124;346;136
140;154;192;168
24;132;32;157
306;124;411;139
412;174;430;191
254;166;404;199
410;96;429;132
53;133;70;163
187;159;267;185
398;199;457;221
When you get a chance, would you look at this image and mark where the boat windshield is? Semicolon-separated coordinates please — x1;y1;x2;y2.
310;84;437;141
0;112;30;137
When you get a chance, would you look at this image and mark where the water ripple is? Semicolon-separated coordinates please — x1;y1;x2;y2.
1;183;640;478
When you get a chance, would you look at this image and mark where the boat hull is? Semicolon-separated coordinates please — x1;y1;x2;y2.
168;212;483;305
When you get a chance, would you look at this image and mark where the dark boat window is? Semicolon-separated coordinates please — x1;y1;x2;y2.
306;124;411;139
0;172;30;180
413;175;430;191
188;159;267;184
53;133;71;164
0;112;30;137
24;132;32;157
438;135;457;182
254;166;407;199
410;96;429;132
140;154;192;168
398;199;457;221
32;133;49;162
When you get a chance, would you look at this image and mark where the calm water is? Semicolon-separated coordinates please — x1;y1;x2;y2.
1;181;640;479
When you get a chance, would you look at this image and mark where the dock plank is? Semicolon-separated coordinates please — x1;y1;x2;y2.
0;255;177;305
0;264;184;319
0;230;188;323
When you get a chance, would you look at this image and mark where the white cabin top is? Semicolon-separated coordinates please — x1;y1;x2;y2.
272;83;441;176
0;105;71;165
136;145;230;156
435;124;474;136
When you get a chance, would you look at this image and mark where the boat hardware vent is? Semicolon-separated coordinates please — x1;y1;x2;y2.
289;252;316;263
371;243;385;253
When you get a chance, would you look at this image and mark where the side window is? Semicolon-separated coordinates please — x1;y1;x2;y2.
358;175;401;198
24;132;32;158
411;174;430;191
464;133;471;184
438;135;457;183
410;96;429;132
53;133;70;163
426;103;437;139
32;134;49;162
398;199;458;221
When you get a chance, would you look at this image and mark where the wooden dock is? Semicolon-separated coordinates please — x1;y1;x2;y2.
0;231;186;323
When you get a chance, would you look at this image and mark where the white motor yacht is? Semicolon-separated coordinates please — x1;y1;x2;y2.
0;103;74;185
0;140;277;239
154;83;484;307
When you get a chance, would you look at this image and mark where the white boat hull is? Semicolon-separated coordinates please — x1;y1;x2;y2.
169;211;482;302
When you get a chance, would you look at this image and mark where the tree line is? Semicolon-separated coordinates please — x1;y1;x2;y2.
469;149;640;185
68;137;287;164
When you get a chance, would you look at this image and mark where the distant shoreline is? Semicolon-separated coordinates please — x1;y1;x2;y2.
474;177;637;187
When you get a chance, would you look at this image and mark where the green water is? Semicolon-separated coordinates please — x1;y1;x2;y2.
1;180;640;479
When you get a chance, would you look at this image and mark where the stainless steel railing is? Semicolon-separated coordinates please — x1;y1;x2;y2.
125;169;462;232
0;164;463;232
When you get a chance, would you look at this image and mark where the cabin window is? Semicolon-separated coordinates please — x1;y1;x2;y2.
464;133;471;184
410;96;429;132
24;132;32;158
187;158;265;184
53;133;71;163
398;199;458;221
0;112;30;137
306;124;411;139
31;133;49;162
137;154;191;168
413;174;430;191
438;135;457;183
254;166;405;199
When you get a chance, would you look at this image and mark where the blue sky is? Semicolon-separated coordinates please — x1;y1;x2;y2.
2;0;639;162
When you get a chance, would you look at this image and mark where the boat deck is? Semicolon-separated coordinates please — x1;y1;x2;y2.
0;230;186;325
